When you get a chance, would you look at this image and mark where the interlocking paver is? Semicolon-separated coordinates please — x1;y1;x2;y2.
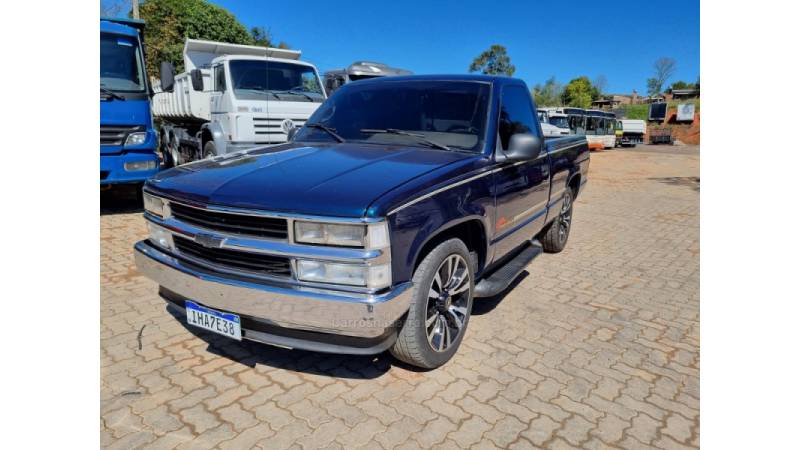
101;145;700;449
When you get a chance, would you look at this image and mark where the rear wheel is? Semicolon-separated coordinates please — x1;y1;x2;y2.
541;188;574;253
390;238;474;369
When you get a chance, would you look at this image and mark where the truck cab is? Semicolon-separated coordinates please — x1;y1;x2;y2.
100;18;159;186
153;39;326;165
323;61;412;95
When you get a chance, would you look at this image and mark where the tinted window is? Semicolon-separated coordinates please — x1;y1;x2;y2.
296;80;490;152
498;85;537;150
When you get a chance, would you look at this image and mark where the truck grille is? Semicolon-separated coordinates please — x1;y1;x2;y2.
169;203;289;239
174;236;292;278
100;125;142;146
253;118;306;138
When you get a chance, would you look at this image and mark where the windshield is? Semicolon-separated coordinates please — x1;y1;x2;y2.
229;60;324;102
296;80;490;152
549;116;569;129
100;33;145;92
537;111;548;122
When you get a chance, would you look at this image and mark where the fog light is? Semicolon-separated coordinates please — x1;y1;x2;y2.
147;222;174;251
124;160;157;171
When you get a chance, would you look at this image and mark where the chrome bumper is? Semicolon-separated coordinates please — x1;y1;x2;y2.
134;241;413;339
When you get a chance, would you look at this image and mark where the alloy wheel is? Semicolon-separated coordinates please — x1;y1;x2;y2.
425;254;471;352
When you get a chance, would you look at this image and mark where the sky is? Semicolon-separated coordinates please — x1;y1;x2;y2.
159;0;701;94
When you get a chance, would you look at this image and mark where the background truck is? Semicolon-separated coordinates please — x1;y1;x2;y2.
100;17;160;188
153;39;326;166
135;74;589;369
616;119;647;146
538;109;570;138
323;61;412;95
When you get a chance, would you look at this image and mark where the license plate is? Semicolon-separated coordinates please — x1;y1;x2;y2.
185;301;242;341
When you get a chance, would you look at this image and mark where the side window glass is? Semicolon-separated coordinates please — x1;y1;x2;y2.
498;85;537;150
214;65;226;92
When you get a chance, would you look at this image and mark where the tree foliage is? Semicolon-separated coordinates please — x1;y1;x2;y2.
532;77;563;107
561;76;600;108
469;45;515;76
668;80;699;92
647;57;677;95
250;26;290;49
139;0;256;79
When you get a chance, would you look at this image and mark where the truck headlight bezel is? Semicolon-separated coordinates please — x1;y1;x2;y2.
124;131;147;147
143;192;166;218
293;221;389;250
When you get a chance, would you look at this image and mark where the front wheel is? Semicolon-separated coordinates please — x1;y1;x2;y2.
202;141;217;160
540;188;574;253
390;238;474;369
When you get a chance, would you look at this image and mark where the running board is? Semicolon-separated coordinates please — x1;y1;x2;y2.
474;241;542;297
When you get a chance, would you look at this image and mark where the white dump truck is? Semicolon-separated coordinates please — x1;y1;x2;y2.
153;39;326;166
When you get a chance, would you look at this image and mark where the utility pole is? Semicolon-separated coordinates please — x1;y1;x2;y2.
131;0;139;19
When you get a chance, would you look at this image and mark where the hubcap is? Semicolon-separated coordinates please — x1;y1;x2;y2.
558;192;573;242
425;254;471;352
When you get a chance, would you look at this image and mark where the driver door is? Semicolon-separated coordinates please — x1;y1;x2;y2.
492;85;551;258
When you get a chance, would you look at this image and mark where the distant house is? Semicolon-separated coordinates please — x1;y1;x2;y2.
667;88;700;100
591;91;643;110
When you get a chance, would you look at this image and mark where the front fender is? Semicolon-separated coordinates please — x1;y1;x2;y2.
388;175;495;284
202;122;228;155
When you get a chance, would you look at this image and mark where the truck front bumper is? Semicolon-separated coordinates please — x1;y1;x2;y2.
134;240;413;354
101;152;160;185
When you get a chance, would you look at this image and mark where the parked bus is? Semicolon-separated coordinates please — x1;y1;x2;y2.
584;110;616;150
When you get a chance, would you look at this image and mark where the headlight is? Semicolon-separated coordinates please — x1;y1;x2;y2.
143;192;165;218
124;132;147;146
296;260;391;289
147;222;174;251
294;221;389;249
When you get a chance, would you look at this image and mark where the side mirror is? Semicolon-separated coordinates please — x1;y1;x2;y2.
286;127;298;142
159;61;175;92
500;133;542;162
190;69;204;91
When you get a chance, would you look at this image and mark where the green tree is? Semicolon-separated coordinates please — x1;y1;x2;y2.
469;44;515;76
531;76;563;107
561;76;600;108
250;26;291;49
139;0;255;79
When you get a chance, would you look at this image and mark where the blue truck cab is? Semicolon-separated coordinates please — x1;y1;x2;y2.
100;18;159;186
134;75;589;368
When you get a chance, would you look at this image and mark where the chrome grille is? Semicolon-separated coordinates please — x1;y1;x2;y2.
169;203;289;240
253;118;307;139
174;236;292;278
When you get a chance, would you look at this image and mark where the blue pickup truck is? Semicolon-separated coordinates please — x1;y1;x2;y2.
134;75;589;368
100;18;159;187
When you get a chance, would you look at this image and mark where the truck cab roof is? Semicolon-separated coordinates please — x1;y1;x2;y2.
100;17;143;37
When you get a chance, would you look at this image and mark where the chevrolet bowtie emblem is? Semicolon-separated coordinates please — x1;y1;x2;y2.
194;233;224;248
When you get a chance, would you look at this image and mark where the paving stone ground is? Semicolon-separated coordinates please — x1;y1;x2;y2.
101;145;700;449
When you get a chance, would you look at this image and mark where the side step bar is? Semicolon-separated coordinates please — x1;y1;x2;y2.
474;240;542;297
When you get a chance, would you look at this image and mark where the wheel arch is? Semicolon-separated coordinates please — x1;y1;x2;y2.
411;217;489;277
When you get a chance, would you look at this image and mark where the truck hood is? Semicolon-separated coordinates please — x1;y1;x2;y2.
147;142;476;217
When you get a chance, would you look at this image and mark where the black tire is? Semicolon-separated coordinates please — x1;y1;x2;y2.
540;187;575;253
390;238;475;369
202;141;217;160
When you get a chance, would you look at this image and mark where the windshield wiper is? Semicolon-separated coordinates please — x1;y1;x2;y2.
360;128;451;151
100;87;125;101
272;89;315;101
305;123;345;143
